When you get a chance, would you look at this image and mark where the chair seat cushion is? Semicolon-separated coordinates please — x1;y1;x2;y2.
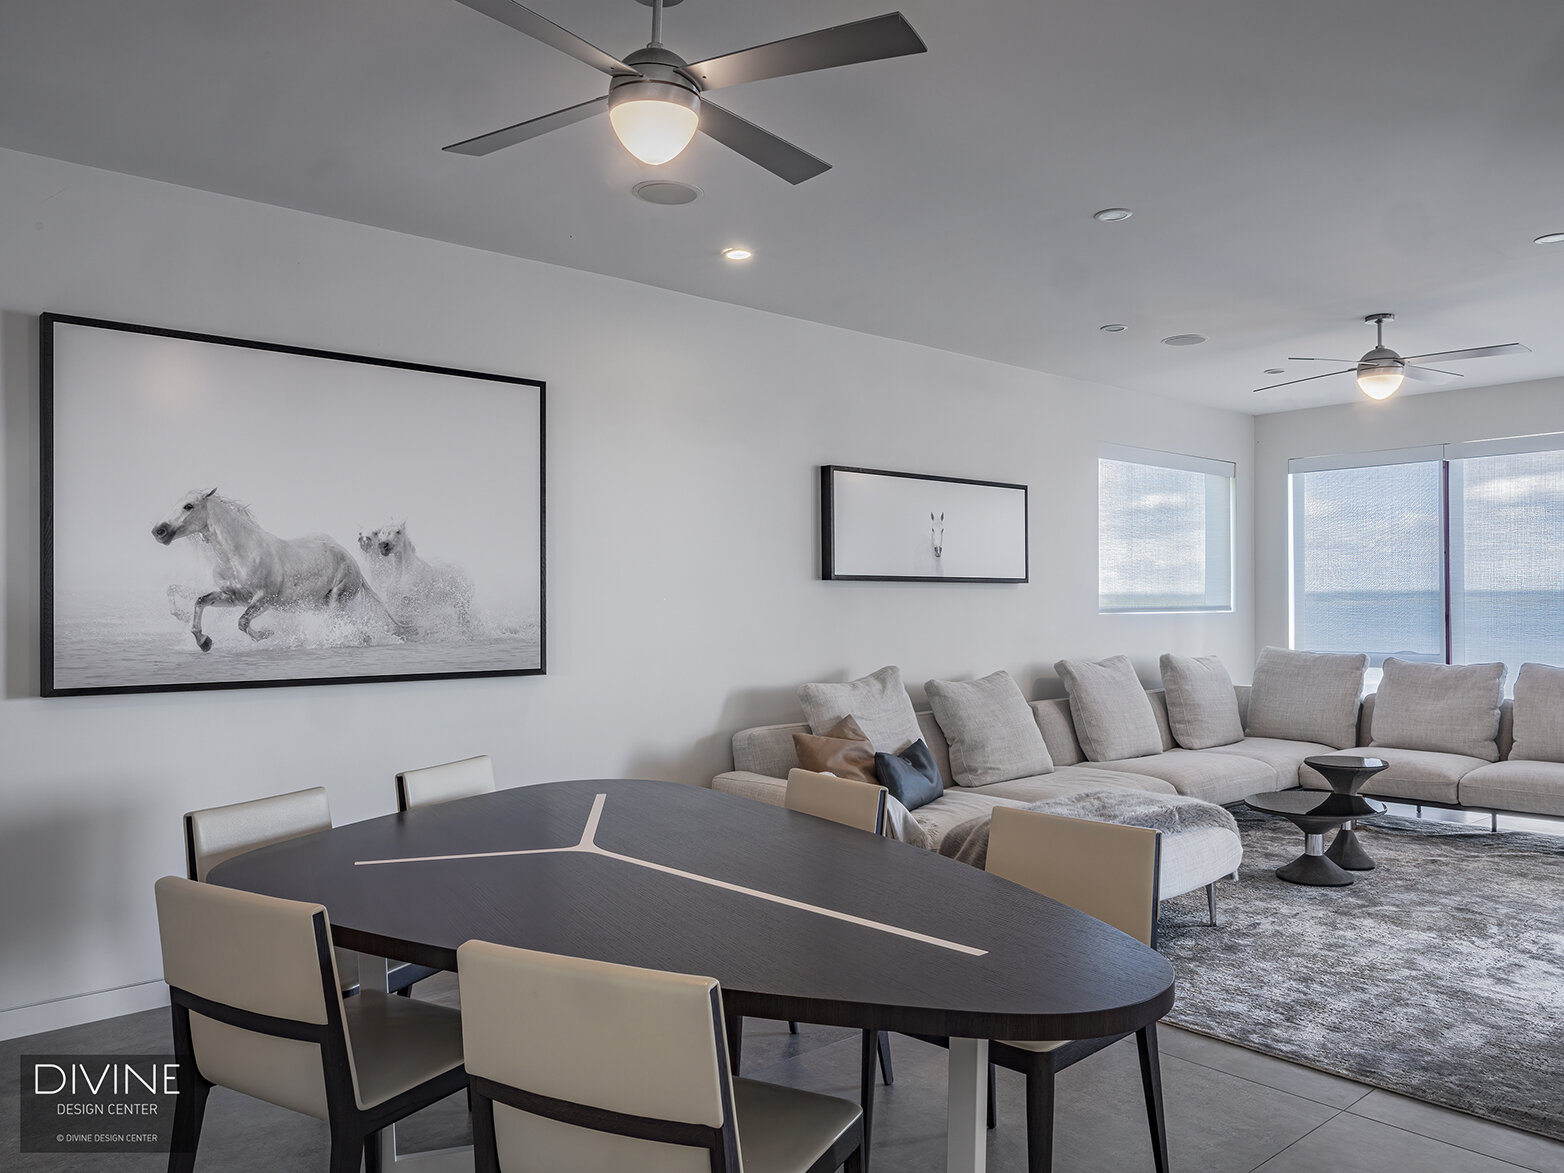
1087;750;1274;805
1299;747;1487;805
1458;760;1564;818
733;1077;860;1173
344;991;465;1110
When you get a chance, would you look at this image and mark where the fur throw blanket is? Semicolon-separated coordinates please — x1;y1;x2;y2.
938;790;1239;869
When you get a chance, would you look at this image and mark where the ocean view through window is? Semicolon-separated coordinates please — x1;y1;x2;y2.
1100;445;1234;613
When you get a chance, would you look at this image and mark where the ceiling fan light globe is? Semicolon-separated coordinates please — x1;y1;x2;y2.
608;82;701;166
1357;367;1404;400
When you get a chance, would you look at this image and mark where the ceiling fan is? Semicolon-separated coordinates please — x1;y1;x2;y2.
1253;313;1531;400
442;0;927;184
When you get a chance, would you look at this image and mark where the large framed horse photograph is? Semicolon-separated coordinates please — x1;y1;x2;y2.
40;314;545;696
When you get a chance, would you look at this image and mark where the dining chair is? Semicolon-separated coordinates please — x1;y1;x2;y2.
183;787;364;996
389;755;498;995
396;754;496;813
983;806;1170;1173
457;938;864;1173
155;875;467;1173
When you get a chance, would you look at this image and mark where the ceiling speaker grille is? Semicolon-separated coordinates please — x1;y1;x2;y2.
632;180;701;205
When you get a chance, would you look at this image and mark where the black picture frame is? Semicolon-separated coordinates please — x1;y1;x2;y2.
820;465;1028;583
40;313;546;697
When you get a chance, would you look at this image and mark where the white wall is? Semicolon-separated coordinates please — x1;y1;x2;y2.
1254;377;1564;651
0;146;1254;1033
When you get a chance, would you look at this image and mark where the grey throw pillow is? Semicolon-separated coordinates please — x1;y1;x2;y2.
1370;657;1506;761
1054;655;1162;762
798;665;922;754
1159;654;1243;749
925;670;1053;787
1245;647;1368;749
1510;663;1564;763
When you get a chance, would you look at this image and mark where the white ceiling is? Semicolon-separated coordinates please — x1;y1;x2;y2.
3;0;1563;414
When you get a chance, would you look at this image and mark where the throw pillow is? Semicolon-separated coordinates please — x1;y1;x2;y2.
798;665;922;754
1370;657;1506;761
1159;654;1244;749
1510;663;1564;763
924;670;1053;786
1244;647;1368;749
792;714;878;785
874;740;944;810
1053;656;1162;762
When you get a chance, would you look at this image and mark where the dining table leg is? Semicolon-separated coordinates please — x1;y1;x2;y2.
947;1037;990;1173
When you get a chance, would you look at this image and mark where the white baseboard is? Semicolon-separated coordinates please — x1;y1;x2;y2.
0;981;168;1042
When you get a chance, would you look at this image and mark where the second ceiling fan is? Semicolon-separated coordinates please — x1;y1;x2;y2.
443;0;927;184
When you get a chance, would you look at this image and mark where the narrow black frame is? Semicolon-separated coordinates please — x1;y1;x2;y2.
820;465;1028;583
40;312;547;697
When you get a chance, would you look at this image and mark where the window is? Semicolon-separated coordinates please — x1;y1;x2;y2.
1099;445;1234;613
1290;434;1564;685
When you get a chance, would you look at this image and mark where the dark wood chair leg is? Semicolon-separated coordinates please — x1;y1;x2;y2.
328;1129;364;1173
363;1129;383;1173
726;1013;743;1074
876;1031;894;1084
987;1060;997;1130
844;1138;866;1173
166;1076;208;1173
1136;1024;1171;1173
1024;1065;1055;1173
859;1029;877;1172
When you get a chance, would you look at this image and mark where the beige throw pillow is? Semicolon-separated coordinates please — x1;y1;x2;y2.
1510;663;1564;763
791;714;878;784
925;670;1053;787
1245;647;1368;749
798;665;922;754
1054;655;1162;762
1159;654;1244;749
1370;657;1506;761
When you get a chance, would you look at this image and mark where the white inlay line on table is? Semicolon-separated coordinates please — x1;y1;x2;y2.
356;792;987;957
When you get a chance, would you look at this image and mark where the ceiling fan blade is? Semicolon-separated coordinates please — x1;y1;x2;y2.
687;13;926;90
1286;357;1361;364
698;99;830;184
450;0;637;76
443;94;609;156
1397;343;1531;365
1251;369;1354;393
1401;365;1465;383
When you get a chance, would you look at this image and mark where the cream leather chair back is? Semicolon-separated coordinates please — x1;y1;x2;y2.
184;787;332;882
155;876;346;1119
986;807;1161;947
784;768;887;835
458;940;736;1173
396;755;496;812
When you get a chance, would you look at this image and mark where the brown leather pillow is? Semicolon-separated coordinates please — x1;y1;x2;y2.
792;714;878;785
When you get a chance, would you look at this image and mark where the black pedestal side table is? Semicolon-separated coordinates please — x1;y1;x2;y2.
1244;789;1388;886
1304;754;1390;871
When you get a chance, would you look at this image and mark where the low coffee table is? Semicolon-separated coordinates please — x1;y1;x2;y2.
1305;754;1390;871
1245;789;1387;886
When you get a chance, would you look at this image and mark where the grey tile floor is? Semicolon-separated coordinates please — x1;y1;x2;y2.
5;976;1563;1173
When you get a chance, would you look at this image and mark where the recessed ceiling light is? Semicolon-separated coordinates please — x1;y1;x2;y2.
1093;208;1133;223
1099;323;1127;333
1161;333;1206;346
721;247;753;261
1265;368;1285;375
1535;232;1564;245
632;180;701;205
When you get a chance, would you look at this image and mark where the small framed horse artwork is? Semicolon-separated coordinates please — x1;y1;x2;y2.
820;466;1028;583
40;313;545;696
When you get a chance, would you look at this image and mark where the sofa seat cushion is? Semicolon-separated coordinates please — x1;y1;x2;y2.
1087;749;1274;805
1458;760;1564;818
903;789;1030;848
1158;826;1245;902
975;766;1177;802
1299;747;1488;804
1202;737;1336;788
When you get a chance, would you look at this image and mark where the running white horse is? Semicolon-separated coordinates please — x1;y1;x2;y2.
364;520;480;637
152;488;405;652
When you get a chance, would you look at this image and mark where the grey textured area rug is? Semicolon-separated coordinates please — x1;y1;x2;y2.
1157;806;1564;1140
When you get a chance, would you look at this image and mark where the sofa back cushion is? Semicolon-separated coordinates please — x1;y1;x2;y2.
1031;698;1085;766
926;670;1054;787
1159;654;1245;749
1246;647;1368;749
1370;657;1506;761
798;665;923;755
1054;655;1163;762
1507;663;1564;763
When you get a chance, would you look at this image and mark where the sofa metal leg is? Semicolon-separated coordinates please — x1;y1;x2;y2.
1416;804;1423;817
1206;882;1218;927
1492;812;1499;833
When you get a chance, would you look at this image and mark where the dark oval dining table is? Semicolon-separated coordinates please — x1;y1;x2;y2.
210;778;1176;1173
